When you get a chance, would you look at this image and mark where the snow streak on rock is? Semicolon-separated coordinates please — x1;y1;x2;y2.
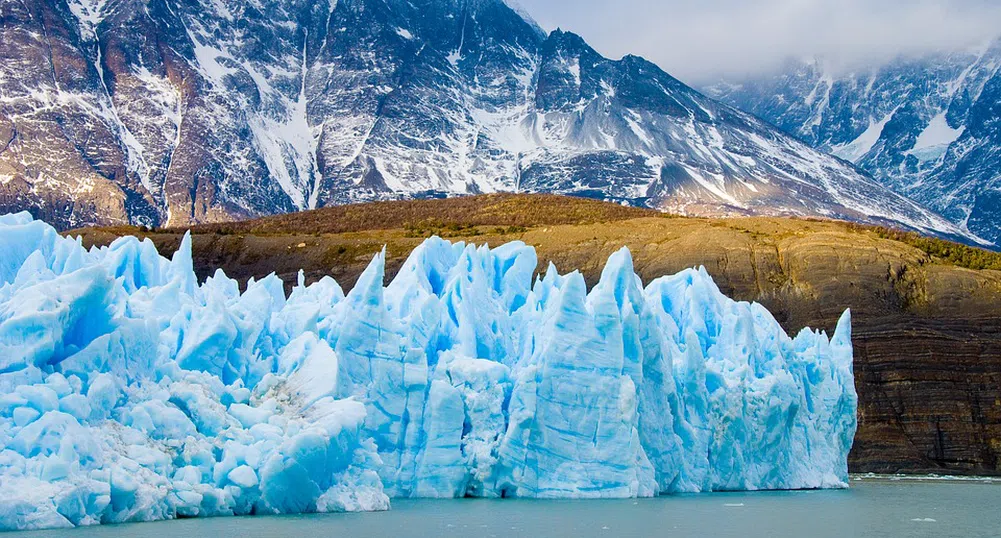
0;0;972;244
707;39;1001;247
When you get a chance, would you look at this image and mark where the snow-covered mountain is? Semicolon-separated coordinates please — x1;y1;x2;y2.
707;39;1001;246
0;0;973;242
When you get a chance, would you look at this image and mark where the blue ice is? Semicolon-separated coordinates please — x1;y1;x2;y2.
0;214;856;530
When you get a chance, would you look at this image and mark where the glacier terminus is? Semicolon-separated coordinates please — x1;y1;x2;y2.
0;213;857;531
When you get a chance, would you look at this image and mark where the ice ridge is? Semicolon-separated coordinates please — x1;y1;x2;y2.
0;213;857;530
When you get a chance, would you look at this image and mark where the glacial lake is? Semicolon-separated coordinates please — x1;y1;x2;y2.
11;478;1001;538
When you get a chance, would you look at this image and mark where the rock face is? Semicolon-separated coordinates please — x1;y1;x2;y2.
0;0;972;242
706;39;1001;247
72;194;1001;475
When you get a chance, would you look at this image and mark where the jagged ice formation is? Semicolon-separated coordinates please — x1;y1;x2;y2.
0;213;857;530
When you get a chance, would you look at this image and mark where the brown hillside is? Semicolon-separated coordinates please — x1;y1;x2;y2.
71;194;1001;476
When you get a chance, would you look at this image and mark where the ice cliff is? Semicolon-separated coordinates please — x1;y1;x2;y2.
0;213;857;531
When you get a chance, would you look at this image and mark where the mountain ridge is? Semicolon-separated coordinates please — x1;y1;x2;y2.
0;0;978;245
707;38;1001;247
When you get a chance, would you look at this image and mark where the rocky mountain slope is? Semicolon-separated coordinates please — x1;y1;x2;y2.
0;0;973;243
707;39;1001;247
74;194;1001;476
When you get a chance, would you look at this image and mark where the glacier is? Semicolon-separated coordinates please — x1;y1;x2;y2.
0;213;857;531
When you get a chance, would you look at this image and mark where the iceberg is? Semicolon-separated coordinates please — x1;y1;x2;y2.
0;213;857;531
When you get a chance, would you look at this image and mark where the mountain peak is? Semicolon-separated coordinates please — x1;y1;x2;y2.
0;0;978;247
542;28;593;53
498;0;545;36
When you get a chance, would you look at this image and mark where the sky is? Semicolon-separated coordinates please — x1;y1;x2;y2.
515;0;1001;84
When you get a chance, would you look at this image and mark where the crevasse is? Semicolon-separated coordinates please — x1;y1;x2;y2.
0;212;857;531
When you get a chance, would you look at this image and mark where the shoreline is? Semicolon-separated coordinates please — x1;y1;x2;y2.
851;473;1001;483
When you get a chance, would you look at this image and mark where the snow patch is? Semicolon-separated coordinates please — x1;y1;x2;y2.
207;0;234;21
66;0;107;40
568;59;581;87
907;113;965;163
600;80;616;98
187;31;237;88
623;110;650;146
681;164;743;208
802;72;833;132
831;112;893;163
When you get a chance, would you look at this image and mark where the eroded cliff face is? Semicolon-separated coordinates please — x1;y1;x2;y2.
71;195;1001;474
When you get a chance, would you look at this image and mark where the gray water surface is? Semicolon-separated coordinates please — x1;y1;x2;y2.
12;479;1001;538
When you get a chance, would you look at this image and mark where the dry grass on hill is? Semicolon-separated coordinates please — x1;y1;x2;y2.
181;194;657;236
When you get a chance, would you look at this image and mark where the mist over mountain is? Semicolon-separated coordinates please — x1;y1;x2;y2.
520;0;1001;83
708;38;1001;245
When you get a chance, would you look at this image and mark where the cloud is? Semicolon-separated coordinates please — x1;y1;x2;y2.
516;0;1001;83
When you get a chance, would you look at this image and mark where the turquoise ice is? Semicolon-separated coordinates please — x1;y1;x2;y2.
0;213;857;530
